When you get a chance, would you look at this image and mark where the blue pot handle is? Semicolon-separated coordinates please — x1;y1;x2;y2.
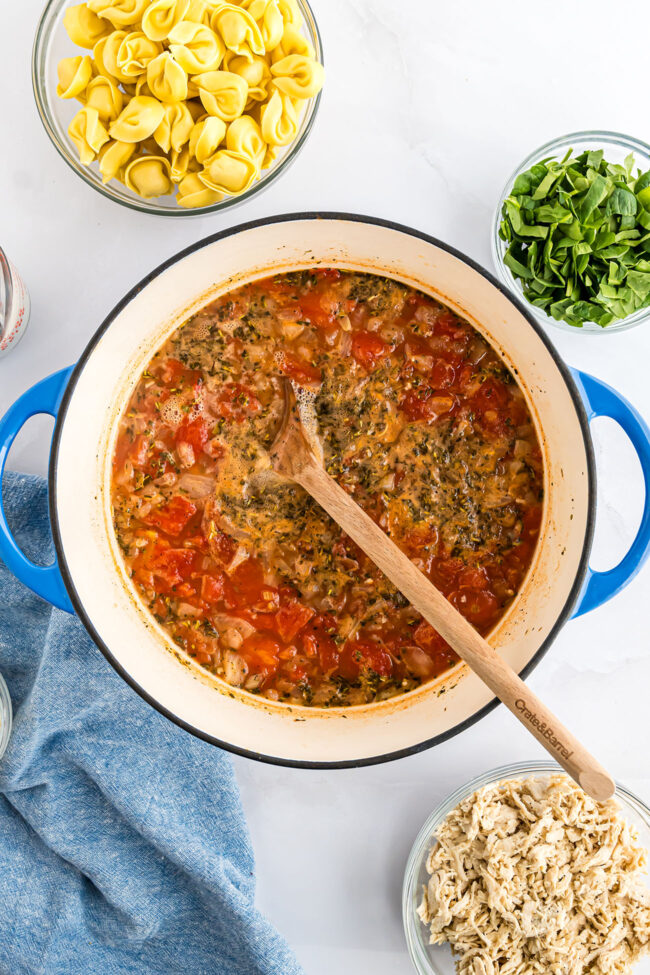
0;367;75;613
571;368;650;618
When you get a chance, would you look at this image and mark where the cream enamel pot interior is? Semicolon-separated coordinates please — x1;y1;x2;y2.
1;214;650;767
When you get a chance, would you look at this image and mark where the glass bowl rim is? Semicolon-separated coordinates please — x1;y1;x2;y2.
0;672;12;760
491;129;650;334
31;0;324;218
402;758;650;975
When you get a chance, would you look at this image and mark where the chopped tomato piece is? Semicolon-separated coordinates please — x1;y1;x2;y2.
184;534;209;553
204;525;237;566
160;358;185;383
276;351;322;386
456;566;489;590
186;632;219;665
413;621;448;654
276;601;315;642
340;640;393;681
124;436;175;479
144;496;197;537
239;633;281;678
400;388;455;423
411;626;457;676
430;360;456;389
176;416;209;454
200;572;237;610
149;548;196;589
449;588;500;627
472;377;510;413
299;289;340;329
433;310;470;341
214;383;261;421
351;330;390;370
231;558;265;603
158;357;202;388
429;558;463;593
302;615;339;673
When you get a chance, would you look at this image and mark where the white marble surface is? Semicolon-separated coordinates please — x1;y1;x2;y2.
2;1;650;972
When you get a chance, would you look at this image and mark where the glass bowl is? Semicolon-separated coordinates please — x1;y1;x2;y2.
403;760;650;975
0;672;12;761
491;130;650;334
32;0;323;217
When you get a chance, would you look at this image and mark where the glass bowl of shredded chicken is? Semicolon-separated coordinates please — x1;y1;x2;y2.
403;761;650;975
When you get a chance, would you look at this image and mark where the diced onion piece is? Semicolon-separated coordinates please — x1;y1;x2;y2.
178;473;215;498
223;650;248;687
282;322;305;340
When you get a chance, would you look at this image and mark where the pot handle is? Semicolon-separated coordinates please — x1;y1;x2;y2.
570;368;650;618
0;367;76;613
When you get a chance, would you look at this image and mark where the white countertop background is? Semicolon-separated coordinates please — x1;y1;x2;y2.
2;1;650;972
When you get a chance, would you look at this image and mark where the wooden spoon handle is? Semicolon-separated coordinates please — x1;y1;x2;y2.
297;460;614;802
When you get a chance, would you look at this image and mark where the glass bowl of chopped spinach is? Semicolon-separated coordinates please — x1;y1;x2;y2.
492;131;650;332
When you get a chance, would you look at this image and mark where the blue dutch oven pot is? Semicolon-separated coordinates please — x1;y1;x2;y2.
0;215;648;766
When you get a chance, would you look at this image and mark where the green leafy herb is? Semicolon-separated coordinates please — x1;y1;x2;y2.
499;148;650;327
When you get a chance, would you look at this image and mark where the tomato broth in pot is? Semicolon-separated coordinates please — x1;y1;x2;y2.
112;270;543;710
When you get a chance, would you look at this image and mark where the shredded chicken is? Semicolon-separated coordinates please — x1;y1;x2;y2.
417;775;650;975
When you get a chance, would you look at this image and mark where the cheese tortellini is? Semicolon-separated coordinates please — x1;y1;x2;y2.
58;0;324;207
57;56;94;99
146;52;188;101
193;70;248;121
168;21;224;73
68;106;110;163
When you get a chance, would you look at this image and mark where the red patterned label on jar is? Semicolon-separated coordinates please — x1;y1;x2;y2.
0;259;30;357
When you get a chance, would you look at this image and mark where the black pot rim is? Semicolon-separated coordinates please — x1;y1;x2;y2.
48;211;596;769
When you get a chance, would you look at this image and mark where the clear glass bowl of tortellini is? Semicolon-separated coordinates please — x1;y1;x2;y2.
33;0;324;214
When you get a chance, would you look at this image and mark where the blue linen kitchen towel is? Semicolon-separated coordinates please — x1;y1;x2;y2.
0;471;303;975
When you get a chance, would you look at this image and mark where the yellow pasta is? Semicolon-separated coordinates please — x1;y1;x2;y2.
242;0;284;51
117;31;162;76
224;52;270;102
193;70;248;121
185;0;212;25
154;102;194;152
87;0;149;28
167;22;224;73
68;106;110;163
262;142;280;168
146;52;188;101
189;115;227;163
56;56;94;99
272;24;313;60
259;88;297;146
98;139;136;181
210;4;265;57
277;0;302;29
198;149;258;194
63;4;112;48
85;75;125;120
169;145;195;182
270;54;323;99
109;95;166;140
124;154;174;195
58;0;324;207
177;172;224;207
141;0;190;41
226;114;265;167
99;30;133;82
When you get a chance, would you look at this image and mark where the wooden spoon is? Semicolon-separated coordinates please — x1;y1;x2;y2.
270;381;614;802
